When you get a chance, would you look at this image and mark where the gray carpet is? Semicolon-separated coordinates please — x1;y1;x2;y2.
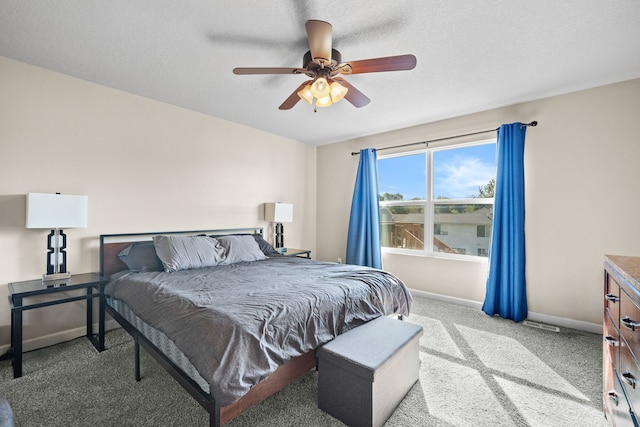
0;296;605;426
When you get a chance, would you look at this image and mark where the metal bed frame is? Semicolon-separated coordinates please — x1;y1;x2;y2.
99;227;317;427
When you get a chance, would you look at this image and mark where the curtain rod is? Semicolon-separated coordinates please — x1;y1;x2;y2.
350;121;538;156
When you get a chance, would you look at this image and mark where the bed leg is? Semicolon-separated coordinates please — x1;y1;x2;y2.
134;335;141;382
209;399;220;427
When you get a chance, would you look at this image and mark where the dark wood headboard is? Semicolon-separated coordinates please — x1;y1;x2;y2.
100;227;264;278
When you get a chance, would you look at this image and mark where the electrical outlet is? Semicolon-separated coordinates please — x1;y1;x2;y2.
337;257;342;264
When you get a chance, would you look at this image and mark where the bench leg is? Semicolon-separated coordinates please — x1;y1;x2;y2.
134;335;141;381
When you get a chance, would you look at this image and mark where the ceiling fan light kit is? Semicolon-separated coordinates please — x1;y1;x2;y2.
297;76;348;109
233;20;417;111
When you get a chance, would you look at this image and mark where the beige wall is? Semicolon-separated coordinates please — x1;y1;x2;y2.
0;56;316;350
317;78;640;326
2;53;639;351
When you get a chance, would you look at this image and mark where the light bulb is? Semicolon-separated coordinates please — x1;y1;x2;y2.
310;77;330;99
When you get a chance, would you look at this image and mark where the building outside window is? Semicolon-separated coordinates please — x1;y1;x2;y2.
477;224;491;238
378;140;496;260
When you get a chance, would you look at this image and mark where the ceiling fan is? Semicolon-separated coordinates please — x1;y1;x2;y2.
233;20;417;111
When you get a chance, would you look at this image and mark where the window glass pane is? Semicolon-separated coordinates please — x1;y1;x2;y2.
378;141;496;259
378;153;426;201
380;205;424;249
433;144;496;199
433;204;493;257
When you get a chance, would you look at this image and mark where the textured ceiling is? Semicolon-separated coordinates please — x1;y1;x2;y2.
2;1;639;146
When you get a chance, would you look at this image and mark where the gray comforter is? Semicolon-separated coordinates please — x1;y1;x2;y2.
106;256;412;406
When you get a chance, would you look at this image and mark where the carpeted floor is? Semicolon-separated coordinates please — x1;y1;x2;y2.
0;296;606;426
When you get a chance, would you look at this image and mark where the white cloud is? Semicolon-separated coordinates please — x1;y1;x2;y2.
434;155;495;198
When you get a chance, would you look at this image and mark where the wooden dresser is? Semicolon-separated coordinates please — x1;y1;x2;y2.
604;255;640;427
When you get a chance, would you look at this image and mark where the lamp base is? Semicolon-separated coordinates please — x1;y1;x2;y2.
275;223;284;249
42;271;71;282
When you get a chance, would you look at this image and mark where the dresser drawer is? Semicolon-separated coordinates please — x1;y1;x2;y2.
621;335;640;415
605;310;621;368
605;360;616;413
606;272;621;326
607;367;637;427
620;287;640;353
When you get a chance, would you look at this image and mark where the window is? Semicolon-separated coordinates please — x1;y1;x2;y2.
378;140;496;259
477;224;491;238
434;223;448;236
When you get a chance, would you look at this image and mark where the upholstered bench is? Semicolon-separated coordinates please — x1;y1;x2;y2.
316;315;423;427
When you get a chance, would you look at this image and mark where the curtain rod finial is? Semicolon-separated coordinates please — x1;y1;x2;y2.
530;121;538;127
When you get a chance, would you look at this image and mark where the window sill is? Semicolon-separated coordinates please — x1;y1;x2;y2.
382;248;489;263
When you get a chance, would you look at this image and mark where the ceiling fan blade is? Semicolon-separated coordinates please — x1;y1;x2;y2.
306;20;332;65
279;80;313;110
233;67;306;75
333;77;370;108
344;54;417;74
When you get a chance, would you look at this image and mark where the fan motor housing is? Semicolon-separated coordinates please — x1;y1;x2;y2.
303;49;342;70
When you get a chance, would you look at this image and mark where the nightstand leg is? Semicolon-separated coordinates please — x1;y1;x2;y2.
86;285;106;352
98;285;105;351
86;287;93;338
11;297;23;378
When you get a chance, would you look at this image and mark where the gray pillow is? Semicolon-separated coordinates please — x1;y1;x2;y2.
118;241;164;272
153;235;226;272
252;233;279;255
217;235;268;264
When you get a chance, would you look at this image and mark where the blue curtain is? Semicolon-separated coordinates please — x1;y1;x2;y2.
346;148;382;269
482;123;528;322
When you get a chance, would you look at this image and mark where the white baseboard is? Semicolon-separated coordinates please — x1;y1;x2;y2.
0;319;120;355
409;288;603;334
525;311;602;334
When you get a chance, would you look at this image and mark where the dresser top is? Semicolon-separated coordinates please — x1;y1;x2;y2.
606;255;640;289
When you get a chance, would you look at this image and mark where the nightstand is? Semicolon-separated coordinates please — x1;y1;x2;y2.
6;272;107;378
281;248;311;259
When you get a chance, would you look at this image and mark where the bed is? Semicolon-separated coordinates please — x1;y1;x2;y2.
99;227;412;426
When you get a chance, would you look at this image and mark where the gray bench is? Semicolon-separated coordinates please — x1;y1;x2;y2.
316;316;423;427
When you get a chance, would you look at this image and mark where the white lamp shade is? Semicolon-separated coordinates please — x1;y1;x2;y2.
26;193;88;229
264;202;293;223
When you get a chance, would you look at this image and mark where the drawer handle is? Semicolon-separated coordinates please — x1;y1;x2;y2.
621;316;640;331
608;391;619;406
606;293;620;303
623;372;637;389
605;336;619;347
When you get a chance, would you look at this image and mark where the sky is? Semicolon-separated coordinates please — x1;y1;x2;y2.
378;142;496;200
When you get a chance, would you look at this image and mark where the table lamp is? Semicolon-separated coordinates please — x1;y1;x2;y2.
26;193;88;281
264;202;293;250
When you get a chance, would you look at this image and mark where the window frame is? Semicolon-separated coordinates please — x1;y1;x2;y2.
378;138;496;262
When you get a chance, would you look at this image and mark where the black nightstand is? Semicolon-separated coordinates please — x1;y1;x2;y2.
6;272;107;378
281;248;311;259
